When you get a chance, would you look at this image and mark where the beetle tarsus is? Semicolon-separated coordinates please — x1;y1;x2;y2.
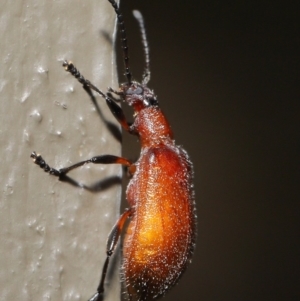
62;60;109;100
30;151;61;177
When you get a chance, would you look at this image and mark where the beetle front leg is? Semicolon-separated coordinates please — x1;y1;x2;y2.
62;61;135;134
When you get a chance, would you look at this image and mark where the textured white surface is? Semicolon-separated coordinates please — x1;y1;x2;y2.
0;1;121;301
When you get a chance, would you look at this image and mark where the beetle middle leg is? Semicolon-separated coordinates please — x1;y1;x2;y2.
30;152;135;299
30;151;133;178
88;208;133;301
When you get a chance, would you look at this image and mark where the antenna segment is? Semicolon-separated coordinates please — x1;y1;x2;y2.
132;10;151;85
108;0;132;84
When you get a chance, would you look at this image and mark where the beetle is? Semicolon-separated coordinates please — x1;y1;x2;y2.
31;1;197;300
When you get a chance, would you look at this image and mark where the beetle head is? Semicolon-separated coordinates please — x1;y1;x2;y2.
120;81;158;111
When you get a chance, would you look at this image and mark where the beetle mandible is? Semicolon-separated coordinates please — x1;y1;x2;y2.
31;1;197;300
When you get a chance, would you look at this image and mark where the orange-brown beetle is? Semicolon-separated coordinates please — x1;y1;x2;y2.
31;1;196;300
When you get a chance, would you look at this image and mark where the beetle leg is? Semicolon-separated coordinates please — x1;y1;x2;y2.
104;97;133;133
30;151;132;177
62;61;134;134
88;208;133;301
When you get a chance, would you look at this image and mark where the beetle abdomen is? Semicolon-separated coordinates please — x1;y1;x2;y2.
123;144;196;300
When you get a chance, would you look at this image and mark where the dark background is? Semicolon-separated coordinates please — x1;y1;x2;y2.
116;1;299;301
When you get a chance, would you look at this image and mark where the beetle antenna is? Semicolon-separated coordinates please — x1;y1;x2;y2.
108;0;132;84
132;10;151;85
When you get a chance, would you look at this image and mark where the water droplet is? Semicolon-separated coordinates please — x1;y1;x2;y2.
4;184;13;195
30;109;43;122
20;90;30;103
66;86;74;93
35;225;45;235
37;66;48;74
23;129;30;143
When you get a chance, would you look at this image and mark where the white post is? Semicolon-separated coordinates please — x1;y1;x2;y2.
0;0;121;300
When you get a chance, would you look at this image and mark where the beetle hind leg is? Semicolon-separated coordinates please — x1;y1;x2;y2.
88;208;132;301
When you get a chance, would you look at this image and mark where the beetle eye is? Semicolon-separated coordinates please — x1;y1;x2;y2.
143;97;158;107
148;98;158;106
